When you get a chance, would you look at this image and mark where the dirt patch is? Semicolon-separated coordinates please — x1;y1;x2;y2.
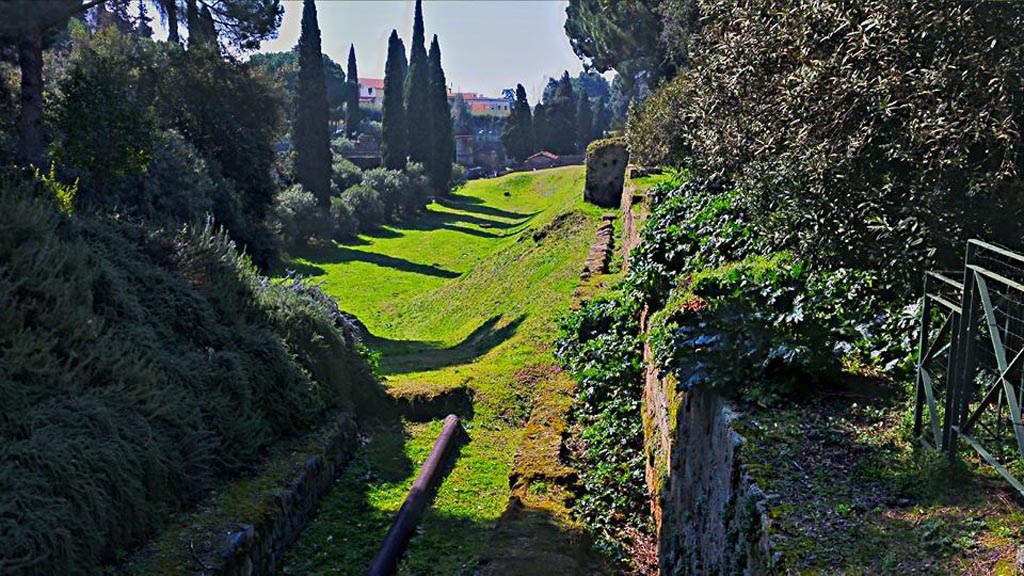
739;384;1024;574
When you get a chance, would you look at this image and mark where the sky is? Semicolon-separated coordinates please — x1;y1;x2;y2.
257;1;589;104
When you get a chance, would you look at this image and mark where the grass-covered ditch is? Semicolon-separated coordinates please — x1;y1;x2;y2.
0;172;381;574
278;166;614;574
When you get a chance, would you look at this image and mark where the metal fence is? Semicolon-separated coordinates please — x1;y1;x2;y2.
914;240;1024;494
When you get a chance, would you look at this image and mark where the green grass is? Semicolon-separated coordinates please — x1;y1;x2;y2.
282;166;606;575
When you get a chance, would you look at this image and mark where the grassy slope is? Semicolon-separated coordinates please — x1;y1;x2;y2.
282;166;605;575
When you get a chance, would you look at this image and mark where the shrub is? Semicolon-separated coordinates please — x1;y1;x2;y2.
628;0;1024;292
360;162;430;220
626;177;760;307
271;184;333;248
0;176;378;574
555;295;648;557
330;195;360;240
339;184;386;231
331;154;363;192
449;163;467;191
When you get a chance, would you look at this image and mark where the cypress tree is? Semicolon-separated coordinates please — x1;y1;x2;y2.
346;44;360;139
427;35;453;195
381;30;408;170
502;83;535;162
547;71;577;155
294;0;332;209
404;0;432;165
533;102;549;153
576;92;593;152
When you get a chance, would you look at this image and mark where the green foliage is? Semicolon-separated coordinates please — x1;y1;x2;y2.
537;72;578;154
33;163;77;216
626;176;759;307
271;184;332;248
339;184;386;231
630;0;1024;290
426;35;453;195
380;30;408;170
501;84;535;163
626;75;692;167
345;44;360;139
403;0;432;166
555;295;648;557
329;195;360;240
0;176;374;574
249;50;347;121
449;163;467;192
361;162;430;221
331;154;363;193
52;27;155;192
51;24;284;268
293;0;332;209
575;93;594;153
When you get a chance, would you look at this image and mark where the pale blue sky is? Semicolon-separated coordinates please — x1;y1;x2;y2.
261;1;587;104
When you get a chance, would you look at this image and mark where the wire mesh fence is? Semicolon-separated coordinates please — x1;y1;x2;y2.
915;240;1024;494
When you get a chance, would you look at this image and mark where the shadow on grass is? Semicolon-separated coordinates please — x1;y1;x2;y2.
436;195;536;222
295;243;460;279
738;377;1024;573
371;314;526;376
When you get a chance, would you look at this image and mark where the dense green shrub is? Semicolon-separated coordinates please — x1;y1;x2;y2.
331;154;363;193
359;162;430;221
339;184;386;231
0;176;377;574
330;195;360;240
449;163;467;191
647;255;916;405
626;176;760;307
271;184;333;248
555;295;648;558
628;0;1024;291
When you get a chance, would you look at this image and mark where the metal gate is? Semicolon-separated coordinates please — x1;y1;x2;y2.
914;240;1024;494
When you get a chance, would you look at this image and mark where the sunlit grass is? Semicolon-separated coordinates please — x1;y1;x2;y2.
282;166;606;575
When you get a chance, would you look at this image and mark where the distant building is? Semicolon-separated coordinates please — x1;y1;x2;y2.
447;90;511;116
524;151;558;170
358;78;385;106
455;134;474;166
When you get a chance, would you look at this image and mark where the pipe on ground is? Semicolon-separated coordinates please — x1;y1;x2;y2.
366;414;464;576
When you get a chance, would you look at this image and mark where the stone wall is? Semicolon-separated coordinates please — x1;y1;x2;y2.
642;355;772;575
216;415;358;576
629;176;772;575
583;138;628;208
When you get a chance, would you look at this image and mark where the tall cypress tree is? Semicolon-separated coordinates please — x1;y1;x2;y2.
547;71;578;155
533;102;549;152
502;83;535;162
294;0;331;209
427;35;453;194
404;0;432;165
576;92;593;152
346;44;360;139
381;30;408;170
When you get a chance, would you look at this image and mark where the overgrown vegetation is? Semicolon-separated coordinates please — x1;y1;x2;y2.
0;173;377;574
555;295;648;564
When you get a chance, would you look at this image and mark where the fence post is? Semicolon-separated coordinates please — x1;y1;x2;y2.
914;276;931;439
947;242;980;453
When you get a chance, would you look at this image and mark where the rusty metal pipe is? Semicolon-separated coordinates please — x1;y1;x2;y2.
366;414;464;576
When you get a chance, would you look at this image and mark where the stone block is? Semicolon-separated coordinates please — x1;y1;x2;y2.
583;138;629;208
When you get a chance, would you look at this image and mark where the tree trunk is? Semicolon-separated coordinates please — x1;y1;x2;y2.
17;25;44;167
165;0;179;44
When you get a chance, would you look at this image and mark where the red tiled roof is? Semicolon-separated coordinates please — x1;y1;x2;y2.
359;78;385;90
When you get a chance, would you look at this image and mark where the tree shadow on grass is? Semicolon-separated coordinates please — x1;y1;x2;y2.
295;243;460;279
370;314;526;376
436;195;537;222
